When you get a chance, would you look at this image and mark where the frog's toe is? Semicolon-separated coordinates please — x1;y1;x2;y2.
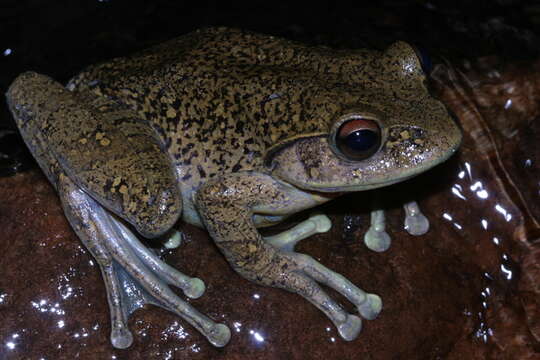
264;213;332;252
267;252;381;341
403;200;430;236
110;327;134;349
364;209;392;252
271;267;360;340
404;214;429;235
296;254;383;322
108;218;230;347
337;314;362;341
364;226;391;252
310;213;332;233
184;277;206;299
163;229;183;249
113;220;205;299
358;293;382;320
207;323;232;347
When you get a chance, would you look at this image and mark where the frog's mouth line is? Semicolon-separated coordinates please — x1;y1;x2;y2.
302;173;416;193
297;144;460;193
264;132;328;166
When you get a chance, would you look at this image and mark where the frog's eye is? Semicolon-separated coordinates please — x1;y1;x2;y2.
335;118;381;161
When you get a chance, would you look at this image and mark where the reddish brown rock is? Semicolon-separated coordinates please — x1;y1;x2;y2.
0;160;499;359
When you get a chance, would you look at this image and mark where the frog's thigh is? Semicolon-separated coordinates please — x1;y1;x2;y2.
8;72;181;238
195;172;381;341
58;173;230;348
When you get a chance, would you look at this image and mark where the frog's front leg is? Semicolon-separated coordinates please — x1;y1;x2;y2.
6;72;230;348
58;174;230;348
195;172;382;341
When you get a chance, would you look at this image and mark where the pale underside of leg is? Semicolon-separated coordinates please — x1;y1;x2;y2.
58;175;230;349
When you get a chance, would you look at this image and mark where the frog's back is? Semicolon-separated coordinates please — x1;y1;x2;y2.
69;27;375;87
68;28;277;186
67;28;387;198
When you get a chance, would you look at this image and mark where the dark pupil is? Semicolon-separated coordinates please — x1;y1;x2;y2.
346;130;377;152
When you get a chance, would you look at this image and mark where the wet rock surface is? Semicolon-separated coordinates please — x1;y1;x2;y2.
0;168;479;359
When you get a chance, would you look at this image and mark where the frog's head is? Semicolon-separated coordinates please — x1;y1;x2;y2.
265;41;462;192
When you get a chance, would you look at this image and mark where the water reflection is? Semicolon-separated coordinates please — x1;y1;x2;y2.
481;219;488;229
233;321;242;333
161;321;188;341
494;204;513;222
475;285;494;342
30;299;65;315
249;329;265;343
444;160;519;287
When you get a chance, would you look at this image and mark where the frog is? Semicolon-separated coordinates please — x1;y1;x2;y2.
6;27;461;349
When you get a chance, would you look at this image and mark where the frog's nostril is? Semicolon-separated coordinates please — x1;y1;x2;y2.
386;126;426;148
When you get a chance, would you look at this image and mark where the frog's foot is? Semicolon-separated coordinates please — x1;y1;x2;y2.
403;200;429;236
364;209;391;252
263;213;332;252
58;176;231;348
162;229;183;249
262;215;380;340
267;251;382;341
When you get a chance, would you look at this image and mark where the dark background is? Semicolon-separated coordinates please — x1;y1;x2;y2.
2;0;540;175
2;0;540;94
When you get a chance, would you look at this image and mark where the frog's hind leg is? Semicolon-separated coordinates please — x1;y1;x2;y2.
7;72;230;348
196;173;382;342
262;215;381;340
59;175;231;348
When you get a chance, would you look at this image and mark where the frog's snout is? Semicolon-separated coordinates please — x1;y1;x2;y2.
7;72;65;129
6;74;33;126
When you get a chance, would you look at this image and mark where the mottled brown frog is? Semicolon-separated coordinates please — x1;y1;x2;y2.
6;27;461;349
